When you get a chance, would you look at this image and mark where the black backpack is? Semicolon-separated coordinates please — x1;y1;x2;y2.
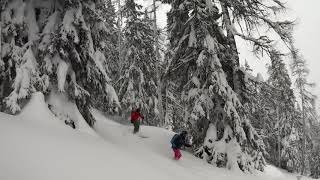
170;134;179;144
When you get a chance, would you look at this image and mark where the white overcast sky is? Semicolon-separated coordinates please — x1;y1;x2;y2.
137;0;320;111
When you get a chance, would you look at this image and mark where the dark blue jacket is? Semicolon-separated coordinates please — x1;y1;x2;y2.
171;134;191;149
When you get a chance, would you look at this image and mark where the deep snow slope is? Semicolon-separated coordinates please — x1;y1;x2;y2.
93;109;310;180
0;93;311;180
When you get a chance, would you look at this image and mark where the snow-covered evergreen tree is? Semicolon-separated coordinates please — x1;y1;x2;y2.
1;0;46;113
290;46;318;175
309;121;320;179
212;0;294;100
116;0;159;125
241;50;305;173
0;0;119;126
266;50;298;171
89;0;120;113
96;0;119;75
163;50;183;130
164;0;266;172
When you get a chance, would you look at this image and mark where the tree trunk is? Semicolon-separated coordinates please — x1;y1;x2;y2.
0;10;2;67
277;106;281;168
220;2;242;101
153;0;164;126
117;0;122;70
220;2;240;66
75;98;96;127
301;87;306;175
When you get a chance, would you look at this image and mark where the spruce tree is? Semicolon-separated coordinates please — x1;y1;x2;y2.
164;0;266;172
0;0;119;126
291;46;318;175
243;50;306;173
266;50;297;170
310;121;320;178
203;0;294;99
116;0;159;125
1;0;43;113
90;0;120;113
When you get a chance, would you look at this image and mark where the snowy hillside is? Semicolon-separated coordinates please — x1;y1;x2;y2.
0;93;310;180
1;0;319;177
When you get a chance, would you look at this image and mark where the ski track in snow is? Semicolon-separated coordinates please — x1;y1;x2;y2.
0;93;313;180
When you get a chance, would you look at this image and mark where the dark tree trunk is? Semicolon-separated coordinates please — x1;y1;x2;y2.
220;2;246;103
75;98;96;127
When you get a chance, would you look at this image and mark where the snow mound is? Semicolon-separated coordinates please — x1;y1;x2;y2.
0;111;172;180
48;90;98;137
263;166;308;180
19;92;61;126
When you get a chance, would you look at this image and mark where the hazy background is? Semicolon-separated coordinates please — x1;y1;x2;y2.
289;0;320;111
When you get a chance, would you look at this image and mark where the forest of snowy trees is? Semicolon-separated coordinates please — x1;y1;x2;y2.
0;0;319;178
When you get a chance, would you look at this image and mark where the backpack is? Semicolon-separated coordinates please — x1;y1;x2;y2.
170;134;179;145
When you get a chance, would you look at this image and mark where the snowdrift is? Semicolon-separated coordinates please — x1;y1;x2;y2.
0;92;311;180
47;90;98;136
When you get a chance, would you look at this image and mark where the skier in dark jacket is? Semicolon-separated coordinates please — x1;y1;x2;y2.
130;108;144;134
170;131;192;160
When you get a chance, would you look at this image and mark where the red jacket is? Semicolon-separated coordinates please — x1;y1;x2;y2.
131;111;144;122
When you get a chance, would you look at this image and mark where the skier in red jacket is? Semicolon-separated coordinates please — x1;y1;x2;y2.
130;108;144;134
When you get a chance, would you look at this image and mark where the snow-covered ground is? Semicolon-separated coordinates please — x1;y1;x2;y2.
0;93;311;180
